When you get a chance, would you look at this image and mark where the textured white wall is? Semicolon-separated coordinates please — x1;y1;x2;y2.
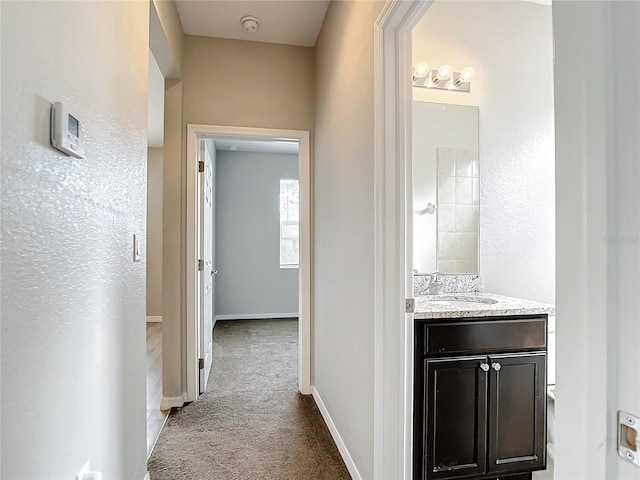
314;1;384;478
413;0;555;304
554;1;640;478
147;148;163;317
215;151;299;317
1;2;148;479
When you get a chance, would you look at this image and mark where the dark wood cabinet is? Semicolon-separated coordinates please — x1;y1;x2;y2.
487;353;546;475
414;315;547;480
424;357;488;480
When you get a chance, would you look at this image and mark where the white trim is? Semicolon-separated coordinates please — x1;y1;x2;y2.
146;315;162;323
143;472;150;480
147;410;170;461
312;387;362;480
160;395;184;410
186;124;312;400
214;313;298;321
373;2;432;479
186;125;199;402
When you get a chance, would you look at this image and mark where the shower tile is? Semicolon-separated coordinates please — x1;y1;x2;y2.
455;151;474;177
438;176;456;204
455;206;477;233
437;149;456;178
472;178;480;205
438;205;456;233
456;233;478;262
437;260;456;272
438;233;457;261
455;177;473;205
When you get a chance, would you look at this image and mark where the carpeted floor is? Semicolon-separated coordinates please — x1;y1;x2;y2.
148;319;351;480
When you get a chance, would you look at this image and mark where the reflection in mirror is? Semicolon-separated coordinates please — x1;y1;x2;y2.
413;102;479;274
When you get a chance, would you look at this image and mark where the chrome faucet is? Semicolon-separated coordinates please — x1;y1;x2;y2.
427;272;444;295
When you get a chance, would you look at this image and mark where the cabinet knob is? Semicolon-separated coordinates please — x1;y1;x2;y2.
492;362;502;371
480;362;490;372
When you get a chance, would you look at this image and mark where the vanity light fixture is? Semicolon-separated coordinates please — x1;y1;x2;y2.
433;64;453;83
413;62;430;80
413;63;475;93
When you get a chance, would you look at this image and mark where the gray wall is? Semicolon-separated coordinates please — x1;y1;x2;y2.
147;147;163;317
313;2;384;478
1;2;148;478
215;151;298;317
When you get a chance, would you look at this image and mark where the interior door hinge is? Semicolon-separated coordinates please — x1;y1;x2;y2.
199;358;204;370
405;298;415;314
198;161;204;173
198;259;204;271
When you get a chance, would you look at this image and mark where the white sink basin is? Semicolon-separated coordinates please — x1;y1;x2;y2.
424;296;499;308
426;300;493;308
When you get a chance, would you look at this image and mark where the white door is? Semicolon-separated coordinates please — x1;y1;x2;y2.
198;140;215;393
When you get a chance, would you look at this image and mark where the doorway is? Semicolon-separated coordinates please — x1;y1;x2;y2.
185;124;312;402
409;1;556;478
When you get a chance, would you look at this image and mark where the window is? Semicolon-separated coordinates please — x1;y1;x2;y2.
280;179;299;268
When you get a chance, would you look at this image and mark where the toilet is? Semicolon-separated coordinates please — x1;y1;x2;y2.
547;385;556;458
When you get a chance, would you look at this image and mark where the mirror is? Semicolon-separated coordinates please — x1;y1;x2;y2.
412;101;479;274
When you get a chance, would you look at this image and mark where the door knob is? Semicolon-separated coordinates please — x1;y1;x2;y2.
211;269;218;276
492;362;502;371
480;362;490;372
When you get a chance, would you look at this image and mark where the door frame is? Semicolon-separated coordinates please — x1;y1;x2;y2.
197;139;215;394
372;1;433;478
185;124;312;402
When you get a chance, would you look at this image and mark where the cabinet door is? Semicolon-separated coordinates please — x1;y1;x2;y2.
424;357;488;480
487;353;546;474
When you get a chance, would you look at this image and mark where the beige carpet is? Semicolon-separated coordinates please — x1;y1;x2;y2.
148;319;351;480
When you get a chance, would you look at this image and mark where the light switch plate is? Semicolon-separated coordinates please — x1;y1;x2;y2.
618;411;640;468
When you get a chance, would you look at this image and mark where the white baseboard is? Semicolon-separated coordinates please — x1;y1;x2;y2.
214;313;298;321
160;395;184;410
312;387;362;480
146;316;162;323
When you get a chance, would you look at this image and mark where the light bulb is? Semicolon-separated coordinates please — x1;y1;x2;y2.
413;62;430;79
437;65;453;81
459;67;475;83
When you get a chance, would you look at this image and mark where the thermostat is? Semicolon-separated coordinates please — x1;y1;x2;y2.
50;102;85;159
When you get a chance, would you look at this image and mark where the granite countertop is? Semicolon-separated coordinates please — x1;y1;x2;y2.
414;292;555;320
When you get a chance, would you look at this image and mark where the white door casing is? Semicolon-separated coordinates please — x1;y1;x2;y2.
185;124;312;402
377;2;640;480
373;1;433;479
198;140;214;393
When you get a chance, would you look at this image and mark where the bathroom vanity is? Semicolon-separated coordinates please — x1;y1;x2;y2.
413;293;555;480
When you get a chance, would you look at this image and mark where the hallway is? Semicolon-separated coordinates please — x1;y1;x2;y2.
148;319;350;479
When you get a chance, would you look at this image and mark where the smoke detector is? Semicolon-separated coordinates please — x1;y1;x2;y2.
241;16;260;34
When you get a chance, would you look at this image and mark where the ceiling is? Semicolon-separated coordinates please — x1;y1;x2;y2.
175;0;330;47
211;137;299;155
